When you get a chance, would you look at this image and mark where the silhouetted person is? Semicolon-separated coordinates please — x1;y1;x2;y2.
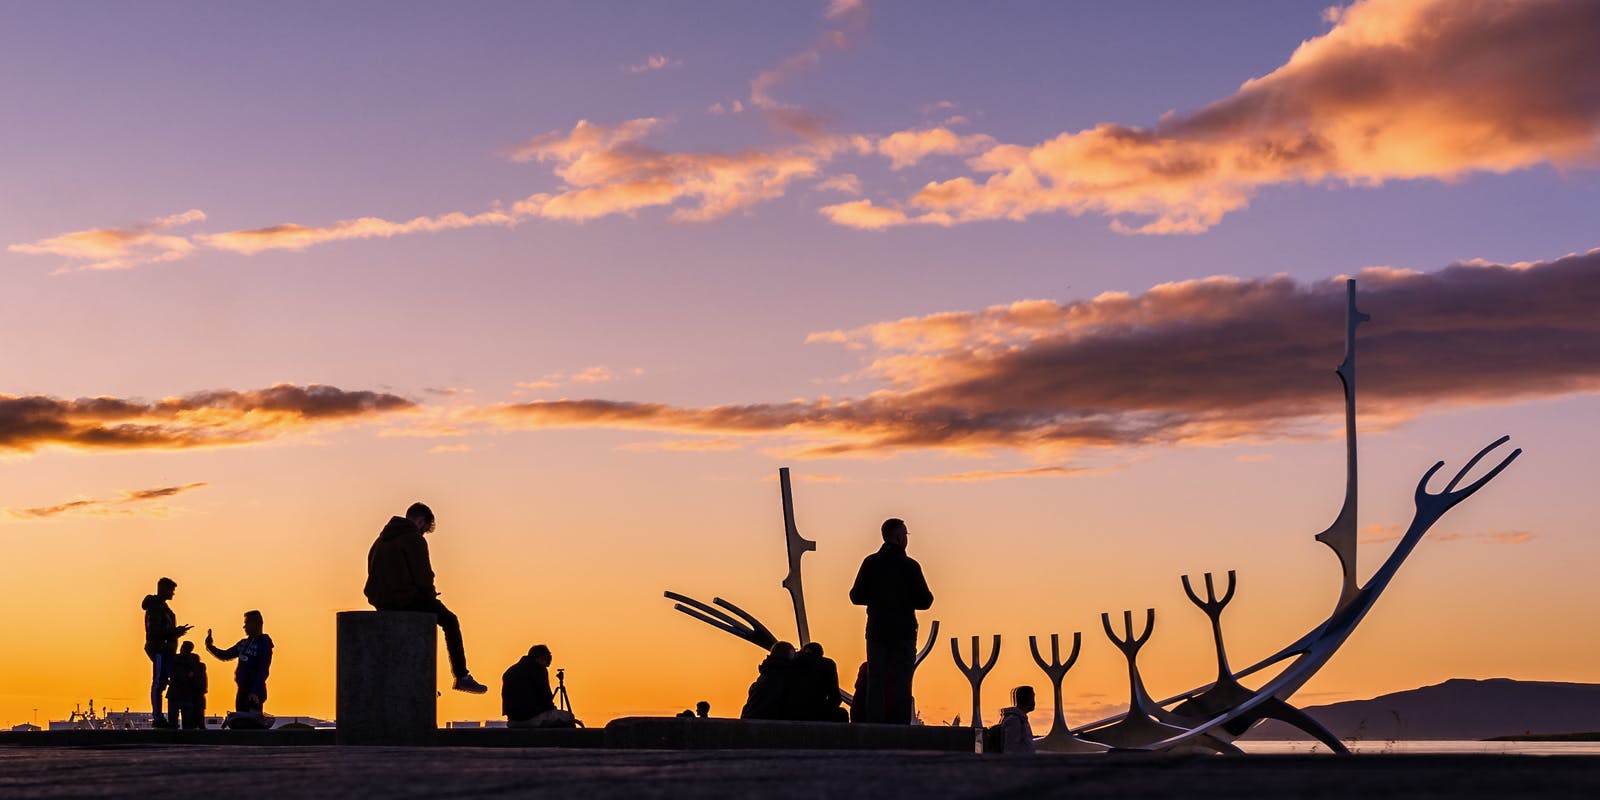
1000;686;1037;754
848;517;933;724
791;642;847;722
740;641;795;720
696;700;710;719
142;577;192;728
167;641;208;730
364;502;488;693
502;644;578;728
850;661;869;723
205;610;273;718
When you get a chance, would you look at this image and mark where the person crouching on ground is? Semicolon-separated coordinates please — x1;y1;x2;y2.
205;610;273;724
1000;685;1037;754
740;641;795;720
167;641;208;730
791;641;848;722
502;644;579;728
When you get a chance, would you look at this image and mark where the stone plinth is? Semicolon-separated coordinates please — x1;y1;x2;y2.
336;610;436;746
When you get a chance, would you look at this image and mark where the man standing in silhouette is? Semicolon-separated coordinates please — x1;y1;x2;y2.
363;502;487;693
849;517;933;724
142;577;192;728
205;609;274;717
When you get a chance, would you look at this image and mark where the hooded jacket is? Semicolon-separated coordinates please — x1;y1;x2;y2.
142;594;179;657
848;543;934;642
502;656;555;721
1000;706;1036;754
363;516;437;609
740;652;793;720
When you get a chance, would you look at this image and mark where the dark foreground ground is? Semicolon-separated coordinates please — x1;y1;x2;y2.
4;746;1599;799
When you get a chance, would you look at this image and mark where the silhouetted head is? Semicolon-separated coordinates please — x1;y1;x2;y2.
243;610;264;637
406;502;435;534
695;700;710;718
800;641;824;658
528;644;552;667
770;641;796;660
156;577;177;600
180;641;194;655
1011;685;1036;713
880;518;908;548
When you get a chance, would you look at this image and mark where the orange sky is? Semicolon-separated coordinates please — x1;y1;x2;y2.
3;0;1599;729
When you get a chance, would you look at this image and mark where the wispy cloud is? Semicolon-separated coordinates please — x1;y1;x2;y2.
5;482;209;520
617;438;743;453
832;0;1600;232
747;0;869;138
509;118;859;222
1362;523;1535;545
625;54;679;74
8;210;205;272
911;465;1100;483
0;384;415;455
476;248;1600;457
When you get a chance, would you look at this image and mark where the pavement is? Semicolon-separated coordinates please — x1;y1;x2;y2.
4;746;1599;799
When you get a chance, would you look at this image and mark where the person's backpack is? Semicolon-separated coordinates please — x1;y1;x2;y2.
982;722;1005;753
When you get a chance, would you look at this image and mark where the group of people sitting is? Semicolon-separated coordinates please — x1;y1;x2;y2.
739;641;849;722
141;577;274;730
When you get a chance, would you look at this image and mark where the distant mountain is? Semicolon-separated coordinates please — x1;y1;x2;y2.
1240;679;1600;741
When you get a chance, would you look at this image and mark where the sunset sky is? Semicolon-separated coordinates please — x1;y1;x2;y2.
3;0;1598;731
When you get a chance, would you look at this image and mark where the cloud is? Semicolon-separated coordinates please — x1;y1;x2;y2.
476;248;1600;456
617;438;744;453
515;366;642;394
815;174;863;195
8;210;205;272
201;208;518;254
0;384;415;455
818;199;950;231
1435;529;1536;545
5;482;208;520
625;54;678;74
911;465;1099;483
852;0;1600;232
875;127;996;170
747;0;869;138
511;118;855;222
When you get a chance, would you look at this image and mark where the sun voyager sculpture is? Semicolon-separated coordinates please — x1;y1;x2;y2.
665;279;1521;753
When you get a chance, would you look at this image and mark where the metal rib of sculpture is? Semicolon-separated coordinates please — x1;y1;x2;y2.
664;467;942;705
951;635;1001;727
1028;632;1105;753
1071;279;1522;752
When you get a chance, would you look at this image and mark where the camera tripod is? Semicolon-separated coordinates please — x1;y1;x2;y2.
553;668;573;714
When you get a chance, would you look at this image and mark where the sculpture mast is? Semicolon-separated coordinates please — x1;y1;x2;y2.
1313;279;1369;611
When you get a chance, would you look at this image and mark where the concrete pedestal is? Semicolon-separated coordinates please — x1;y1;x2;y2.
336;610;436;745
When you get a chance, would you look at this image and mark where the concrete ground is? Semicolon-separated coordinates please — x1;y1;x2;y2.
4;747;1599;799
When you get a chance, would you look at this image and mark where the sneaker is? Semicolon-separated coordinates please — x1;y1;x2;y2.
452;674;488;694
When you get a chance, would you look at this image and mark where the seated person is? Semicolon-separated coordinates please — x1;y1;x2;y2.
790;641;848;722
205;610;274;728
502;644;579;728
999;685;1037;754
739;641;795;720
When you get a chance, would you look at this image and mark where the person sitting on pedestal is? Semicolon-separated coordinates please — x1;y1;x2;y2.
363;502;488;694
